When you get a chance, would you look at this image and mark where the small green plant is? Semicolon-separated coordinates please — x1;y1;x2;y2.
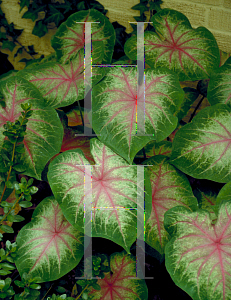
14;273;42;300
0;103;38;234
75;254;111;299
0;238;17;276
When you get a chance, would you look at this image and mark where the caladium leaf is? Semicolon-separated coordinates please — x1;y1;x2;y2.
17;49;105;109
164;199;231;300
174;87;199;122
216;181;231;206
124;9;219;81
0;77;63;179
207;56;231;106
47;138;152;253
0;70;18;82
87;251;148;299
92;66;184;164
135;141;172;159
169;104;231;183
14;196;84;283
141;155;198;256
51;9;115;65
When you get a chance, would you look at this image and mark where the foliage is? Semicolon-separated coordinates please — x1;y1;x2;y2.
0;0;107;67
0;1;231;299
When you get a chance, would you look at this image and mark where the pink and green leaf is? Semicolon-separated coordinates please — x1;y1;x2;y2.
14;196;84;283
92;66;184;164
17;50;105;109
124;9;219;81
164;199;231;300
87;251;148;300
141;155;198;256
169;104;231;183
207;56;231;106
47;138;152;253
51;9;115;65
0;77;63;179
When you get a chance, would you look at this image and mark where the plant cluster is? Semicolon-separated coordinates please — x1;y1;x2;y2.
1;1;231;299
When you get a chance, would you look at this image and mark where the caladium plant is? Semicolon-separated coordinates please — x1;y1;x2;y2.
1;5;231;300
86;251;148;299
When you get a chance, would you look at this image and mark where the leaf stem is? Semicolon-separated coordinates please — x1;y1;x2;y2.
75;284;90;300
0;247;11;263
41;283;54;300
0;138;17;205
0;108;28;204
77;101;84;127
0;192;24;225
188;95;205;123
142;147;146;160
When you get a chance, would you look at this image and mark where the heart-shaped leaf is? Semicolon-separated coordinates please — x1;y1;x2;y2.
0;77;63;179
124;9;219;81
169;104;231;183
87;251;148;299
141;155;198;256
17;49;105;109
92;66;184;164
14;196;84;282
164;200;231;300
51;9;115;65
47;138;152;253
207;56;231;106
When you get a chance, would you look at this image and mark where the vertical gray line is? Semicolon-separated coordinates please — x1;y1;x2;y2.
84;164;92;278
137;22;145;136
84;22;93;136
136;165;145;279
